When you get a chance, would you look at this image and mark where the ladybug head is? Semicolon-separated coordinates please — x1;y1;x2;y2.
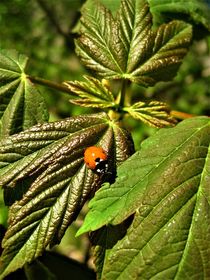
95;158;108;174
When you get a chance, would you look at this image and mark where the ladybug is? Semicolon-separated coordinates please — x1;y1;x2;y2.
84;146;108;174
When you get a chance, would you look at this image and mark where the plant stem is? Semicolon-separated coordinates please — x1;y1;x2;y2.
119;79;128;108
35;0;76;50
28;75;74;95
171;110;195;119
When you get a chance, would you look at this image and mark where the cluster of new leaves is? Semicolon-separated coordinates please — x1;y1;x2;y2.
65;75;178;127
124;101;177;127
72;0;193;127
65;76;115;108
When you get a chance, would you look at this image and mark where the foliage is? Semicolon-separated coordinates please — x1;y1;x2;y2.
0;50;48;137
65;76;115;108
78;116;210;279
76;0;192;85
148;0;210;32
0;0;210;279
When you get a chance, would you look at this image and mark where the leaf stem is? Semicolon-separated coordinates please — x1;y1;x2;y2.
119;79;128;108
28;75;74;95
171;110;195;119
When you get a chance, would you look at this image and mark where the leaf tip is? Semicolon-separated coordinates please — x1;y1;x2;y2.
76;222;92;237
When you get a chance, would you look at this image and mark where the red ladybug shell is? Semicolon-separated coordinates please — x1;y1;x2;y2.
84;146;107;170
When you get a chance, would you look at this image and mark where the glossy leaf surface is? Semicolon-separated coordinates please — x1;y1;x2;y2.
0;112;134;279
0;50;48;137
76;0;192;86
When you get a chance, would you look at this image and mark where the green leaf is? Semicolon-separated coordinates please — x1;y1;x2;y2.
101;117;210;280
76;0;124;79
64;76;115;108
148;0;210;32
84;0;121;14
0;189;8;227
0;50;48;138
125;100;177;127
99;0;121;13
77;115;210;253
90;220;131;279
0;113;134;279
76;0;192;86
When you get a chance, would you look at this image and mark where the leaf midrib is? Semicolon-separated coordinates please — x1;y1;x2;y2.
83;8;123;74
125;0;147;72
0;68;21;75
174;142;210;279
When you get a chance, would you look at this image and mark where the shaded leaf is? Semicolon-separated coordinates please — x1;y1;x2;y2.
24;259;56;280
148;0;210;32
64;76;115;108
4;251;96;280
90;218;132;279
76;0;192;86
125;100;177;127
0;225;6;256
25;251;96;280
0;113;134;279
0;50;48;138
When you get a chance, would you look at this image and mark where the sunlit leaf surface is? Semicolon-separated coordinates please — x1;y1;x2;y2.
76;0;192;86
125;100;176;127
78;117;210;279
65;76;115;108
